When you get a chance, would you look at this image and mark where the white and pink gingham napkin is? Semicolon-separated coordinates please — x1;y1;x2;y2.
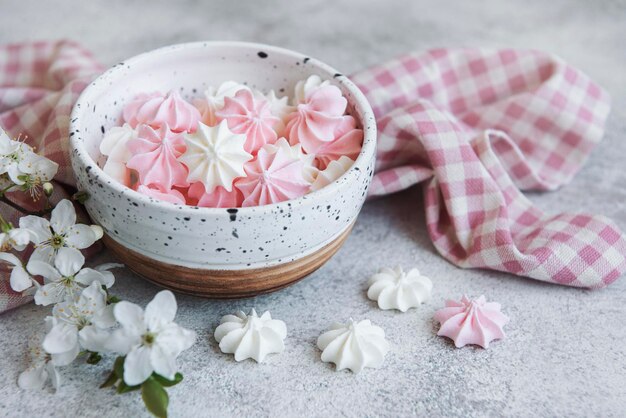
1;42;624;313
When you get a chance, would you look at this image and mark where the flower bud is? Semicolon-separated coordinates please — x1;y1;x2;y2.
73;190;90;204
90;225;104;240
43;182;54;197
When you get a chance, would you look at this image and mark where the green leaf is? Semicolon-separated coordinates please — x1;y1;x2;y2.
113;356;125;378
142;378;169;418
86;352;102;365
117;381;141;394
100;370;118;389
153;373;183;387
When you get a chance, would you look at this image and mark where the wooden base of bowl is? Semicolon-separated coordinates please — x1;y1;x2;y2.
102;224;353;298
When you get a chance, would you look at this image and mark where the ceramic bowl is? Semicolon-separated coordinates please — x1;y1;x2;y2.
69;41;376;298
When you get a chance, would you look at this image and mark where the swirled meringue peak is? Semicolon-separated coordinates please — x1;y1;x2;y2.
179;120;252;193
216;89;280;154
317;319;390;373
293;74;330;105
434;295;509;349
126;123;189;190
285;85;347;153
235;141;311;207
123;90;201;133
310;115;363;169
266;138;318;184
100;123;136;163
195;81;251;126
256;90;295;137
137;184;186;205
310;155;354;192
100;123;137;186
188;182;242;208
214;309;287;363
367;266;433;312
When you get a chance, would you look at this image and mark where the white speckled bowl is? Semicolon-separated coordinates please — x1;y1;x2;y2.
70;41;376;298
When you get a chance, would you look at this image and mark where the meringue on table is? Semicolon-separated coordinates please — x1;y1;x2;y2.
434;295;509;348
367;266;433;312
317;318;390;373
214;309;287;363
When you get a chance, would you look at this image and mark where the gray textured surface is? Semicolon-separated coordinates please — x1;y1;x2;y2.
1;1;626;417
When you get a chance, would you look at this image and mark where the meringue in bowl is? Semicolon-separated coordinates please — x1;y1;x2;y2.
69;41;376;298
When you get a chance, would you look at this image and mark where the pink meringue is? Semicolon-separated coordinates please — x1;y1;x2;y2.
195;81;250;127
235;143;310;207
434;295;509;349
216;89;280;154
123;90;201;133
285;85;347;153
309;116;363;169
126;124;189;190
188;182;242;208
137;184;186;205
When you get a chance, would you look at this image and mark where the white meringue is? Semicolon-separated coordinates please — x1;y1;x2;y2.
195;81;251;126
179;120;252;193
260;90;295;136
99;123;136;185
265;137;318;184
367;266;433;312
293;74;330;105
310;155;354;191
317;319;390;373
214;309;287;363
99;123;136;162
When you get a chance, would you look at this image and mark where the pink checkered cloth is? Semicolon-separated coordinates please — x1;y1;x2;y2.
0;41;103;312
0;42;624;313
351;48;626;288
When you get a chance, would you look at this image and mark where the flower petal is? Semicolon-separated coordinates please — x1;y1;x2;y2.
150;344;178;380
64;224;96;249
27;259;61;282
124;346;154;386
92;304;116;328
50;199;76;235
34;282;66;306
30;246;55;264
50;343;79;366
114;301;145;334
106;329;138;355
10;265;33;292
54;246;85;277
157;324;196;356
47;362;61;390
79;325;111;353
9;228;31;250
145;290;177;331
0;251;20;266
17;365;48;390
19;215;51;244
43;322;78;355
75;268;114;288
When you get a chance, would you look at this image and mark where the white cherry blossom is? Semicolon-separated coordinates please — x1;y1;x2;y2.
19;199;98;263
27;248;115;306
18;322;61;391
0;227;31;251
42;281;116;365
108;290;196;385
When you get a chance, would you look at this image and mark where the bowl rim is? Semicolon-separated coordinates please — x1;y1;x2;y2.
70;41;377;216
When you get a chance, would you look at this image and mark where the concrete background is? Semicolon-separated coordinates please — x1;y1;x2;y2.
1;0;625;417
